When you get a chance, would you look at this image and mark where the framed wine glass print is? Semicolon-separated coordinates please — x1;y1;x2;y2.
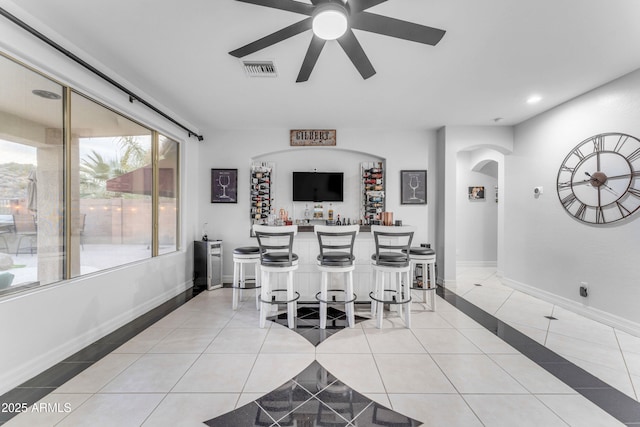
401;170;427;204
211;169;238;203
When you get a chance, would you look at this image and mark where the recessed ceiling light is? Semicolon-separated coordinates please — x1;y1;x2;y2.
312;3;349;40
526;95;542;104
32;89;61;100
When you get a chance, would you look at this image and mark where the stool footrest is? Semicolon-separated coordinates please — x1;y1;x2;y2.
231;284;261;290
315;290;358;305
369;290;412;305
410;285;436;291
260;289;300;305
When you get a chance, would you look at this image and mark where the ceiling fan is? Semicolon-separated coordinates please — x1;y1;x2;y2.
229;0;446;82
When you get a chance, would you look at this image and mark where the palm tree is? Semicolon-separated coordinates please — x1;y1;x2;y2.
79;150;112;197
118;136;149;169
79;136;151;198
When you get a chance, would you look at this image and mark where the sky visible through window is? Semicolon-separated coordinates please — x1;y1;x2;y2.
0;139;36;165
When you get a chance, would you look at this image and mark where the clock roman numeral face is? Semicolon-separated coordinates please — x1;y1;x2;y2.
557;132;640;224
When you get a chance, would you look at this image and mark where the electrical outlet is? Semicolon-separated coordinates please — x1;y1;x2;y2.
579;282;588;297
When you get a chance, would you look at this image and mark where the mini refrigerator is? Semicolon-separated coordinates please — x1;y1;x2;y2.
193;240;223;290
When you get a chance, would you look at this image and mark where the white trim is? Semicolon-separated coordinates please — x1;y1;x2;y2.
0;279;191;394
502;276;640;337
442;277;455;287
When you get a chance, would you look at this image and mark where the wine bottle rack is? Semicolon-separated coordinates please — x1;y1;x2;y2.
361;161;385;224
250;162;274;226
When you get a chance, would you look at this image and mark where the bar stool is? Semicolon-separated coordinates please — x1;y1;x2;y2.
232;246;263;310
369;225;414;329
253;225;299;329
314;225;359;329
405;246;437;310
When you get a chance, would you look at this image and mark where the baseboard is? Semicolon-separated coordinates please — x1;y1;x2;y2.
0;280;191;395
441;277;455;287
502;276;640;337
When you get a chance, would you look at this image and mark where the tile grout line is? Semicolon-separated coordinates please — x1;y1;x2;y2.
545;305;557;346
491;287;515;316
439;286;640;425
614;328;639;402
360;322;393;406
0;287;204;425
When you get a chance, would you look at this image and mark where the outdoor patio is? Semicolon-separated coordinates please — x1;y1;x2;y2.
0;241;157;293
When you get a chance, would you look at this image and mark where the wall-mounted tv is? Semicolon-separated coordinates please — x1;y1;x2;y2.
293;171;344;202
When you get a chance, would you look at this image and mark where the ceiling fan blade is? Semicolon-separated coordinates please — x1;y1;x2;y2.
229;18;312;57
235;0;314;16
351;12;446;45
337;29;376;80
347;0;387;13
296;35;326;82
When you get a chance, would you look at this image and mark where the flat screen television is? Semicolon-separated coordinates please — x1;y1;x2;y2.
293;171;344;202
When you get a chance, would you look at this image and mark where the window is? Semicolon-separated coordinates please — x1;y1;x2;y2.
0;53;181;295
0;53;64;289
158;135;179;255
70;92;153;276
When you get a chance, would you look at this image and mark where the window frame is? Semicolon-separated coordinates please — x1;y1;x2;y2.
0;52;182;296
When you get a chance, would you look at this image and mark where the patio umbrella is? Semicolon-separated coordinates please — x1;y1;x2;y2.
27;169;37;212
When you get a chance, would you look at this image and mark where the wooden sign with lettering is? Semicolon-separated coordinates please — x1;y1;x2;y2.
290;129;336;146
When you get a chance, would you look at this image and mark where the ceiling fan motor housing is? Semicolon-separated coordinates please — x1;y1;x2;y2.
312;1;351;40
313;0;351;18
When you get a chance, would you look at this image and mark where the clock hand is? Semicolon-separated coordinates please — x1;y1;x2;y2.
572;179;591;185
585;172;619;195
607;172;640;180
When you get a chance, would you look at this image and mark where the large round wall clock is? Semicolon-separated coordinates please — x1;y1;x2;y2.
557;132;640;224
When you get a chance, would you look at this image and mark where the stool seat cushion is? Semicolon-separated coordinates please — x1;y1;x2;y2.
234;246;263;255
403;247;435;256
261;252;299;266
371;252;409;266
317;251;355;267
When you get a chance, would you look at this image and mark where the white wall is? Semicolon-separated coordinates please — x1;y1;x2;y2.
0;8;200;394
504;68;640;331
455;151;498;265
255;148;383;223
198;129;437;279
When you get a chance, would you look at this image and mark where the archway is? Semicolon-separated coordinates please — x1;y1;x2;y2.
436;126;513;288
456;152;500;275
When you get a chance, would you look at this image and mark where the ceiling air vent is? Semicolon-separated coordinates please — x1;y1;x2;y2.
242;61;277;78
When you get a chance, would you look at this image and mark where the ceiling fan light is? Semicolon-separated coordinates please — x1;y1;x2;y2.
313;8;348;40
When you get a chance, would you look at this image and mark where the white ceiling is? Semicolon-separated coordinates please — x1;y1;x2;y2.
5;0;640;134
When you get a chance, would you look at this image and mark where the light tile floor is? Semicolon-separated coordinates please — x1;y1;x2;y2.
5;267;635;426
453;267;640;404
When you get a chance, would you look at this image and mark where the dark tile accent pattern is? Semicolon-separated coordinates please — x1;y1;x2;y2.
205;361;421;427
437;286;640;425
270;304;368;346
0;285;204;425
5;280;640;425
